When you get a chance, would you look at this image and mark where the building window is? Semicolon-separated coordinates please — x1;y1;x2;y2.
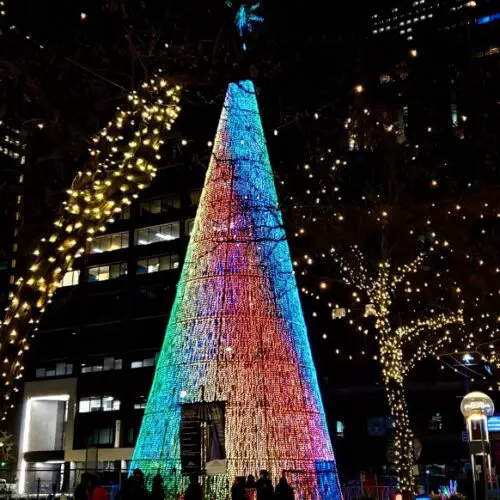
134;403;147;410
61;270;80;287
189;189;202;206
126;428;135;446
140;194;181;215
88;428;114;446
87;263;128;282
186;219;195;236
131;357;156;369
78;396;121;413
35;362;73;378
336;421;345;437
81;357;123;374
116;205;131;220
136;254;179;275
135;222;180;245
88;232;129;254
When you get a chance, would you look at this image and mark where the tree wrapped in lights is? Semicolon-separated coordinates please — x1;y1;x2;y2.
0;75;181;420
279;56;500;494
131;80;343;500
323;245;463;492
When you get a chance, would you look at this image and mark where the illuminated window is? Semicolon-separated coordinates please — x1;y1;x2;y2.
36;362;73;378
186;219;195;236
87;262;128;282
189;189;202;206
136;254;179;274
140;194;180;215
134;402;147;410
135;222;180;245
131;357;156;369
61;270;80;287
81;357;123;373
88;232;129;254
336;421;345;437
79;396;121;413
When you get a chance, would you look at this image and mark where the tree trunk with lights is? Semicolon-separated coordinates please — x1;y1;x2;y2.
385;380;414;498
329;248;463;497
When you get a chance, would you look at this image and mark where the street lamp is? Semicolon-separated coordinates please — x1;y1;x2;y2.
460;391;495;500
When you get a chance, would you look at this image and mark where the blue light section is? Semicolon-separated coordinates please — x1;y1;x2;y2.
476;12;500;25
228;80;333;422
488;416;500;432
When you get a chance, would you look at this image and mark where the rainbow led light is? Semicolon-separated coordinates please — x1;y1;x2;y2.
131;80;342;499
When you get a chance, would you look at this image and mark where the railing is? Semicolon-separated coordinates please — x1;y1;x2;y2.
343;485;398;500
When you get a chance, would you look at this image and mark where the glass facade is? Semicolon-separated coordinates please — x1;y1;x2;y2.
61;270;80;287
78;396;121;413
140;195;181;215
135;222;180;245
87;262;128;282
136;254;179;274
89;232;129;254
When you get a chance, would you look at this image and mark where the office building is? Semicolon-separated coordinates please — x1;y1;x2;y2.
16;162;204;494
371;0;486;41
0;121;25;308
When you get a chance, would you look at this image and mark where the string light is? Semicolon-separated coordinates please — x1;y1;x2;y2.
274;54;500;495
0;75;182;420
131;80;343;499
303;245;464;493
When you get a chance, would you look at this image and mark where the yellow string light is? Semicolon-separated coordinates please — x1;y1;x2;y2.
0;75;182;420
308;246;464;492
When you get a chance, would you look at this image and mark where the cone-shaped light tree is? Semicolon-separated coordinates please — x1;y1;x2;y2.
131;80;343;499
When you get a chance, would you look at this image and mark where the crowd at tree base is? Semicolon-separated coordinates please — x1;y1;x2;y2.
73;469;295;500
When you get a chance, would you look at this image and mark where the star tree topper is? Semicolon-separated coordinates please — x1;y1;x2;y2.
227;1;264;51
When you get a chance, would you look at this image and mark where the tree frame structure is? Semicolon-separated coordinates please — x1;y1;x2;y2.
131;80;342;499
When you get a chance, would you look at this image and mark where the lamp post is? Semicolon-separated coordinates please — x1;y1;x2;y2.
460;391;495;500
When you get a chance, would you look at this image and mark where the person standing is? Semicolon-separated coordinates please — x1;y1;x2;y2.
256;471;273;500
231;477;245;500
274;477;294;500
74;473;91;500
151;473;165;500
245;474;257;500
117;468;150;500
89;474;108;500
183;475;202;500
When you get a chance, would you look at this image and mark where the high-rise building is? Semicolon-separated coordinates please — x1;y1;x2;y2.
0;121;25;308
16;160;205;494
131;80;342;499
370;0;486;41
